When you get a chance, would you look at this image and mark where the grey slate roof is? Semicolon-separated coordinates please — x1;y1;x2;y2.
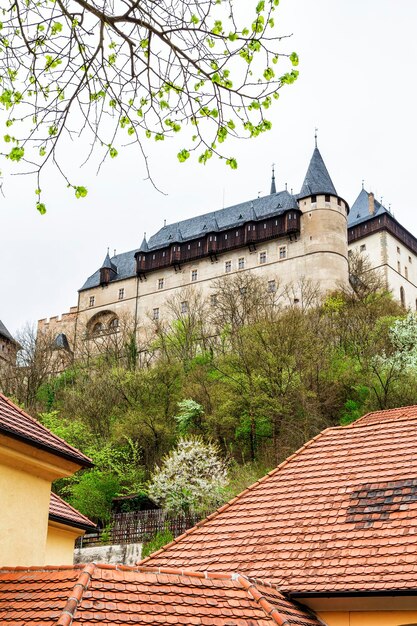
299;148;337;198
52;333;71;352
0;320;16;344
147;190;298;250
348;188;388;227
79;190;298;291
80;248;139;291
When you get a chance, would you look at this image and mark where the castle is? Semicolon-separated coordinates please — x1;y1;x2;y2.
38;145;417;355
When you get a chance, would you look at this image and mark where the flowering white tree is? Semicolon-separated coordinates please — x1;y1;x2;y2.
371;312;417;408
148;436;228;515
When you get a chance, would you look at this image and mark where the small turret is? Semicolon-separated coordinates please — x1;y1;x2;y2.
270;164;277;195
99;250;117;286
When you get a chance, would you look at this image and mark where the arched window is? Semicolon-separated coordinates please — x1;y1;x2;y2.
93;322;104;335
400;286;406;308
109;318;119;331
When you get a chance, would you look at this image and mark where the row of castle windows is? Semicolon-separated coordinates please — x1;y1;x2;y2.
152;279;278;321
89;245;289;306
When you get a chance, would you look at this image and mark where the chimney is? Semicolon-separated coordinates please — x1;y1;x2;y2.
368;192;375;215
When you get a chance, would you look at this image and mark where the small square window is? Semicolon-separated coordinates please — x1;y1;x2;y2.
198;241;201;247
259;251;267;264
181;301;188;314
337;198;341;206
118;288;125;300
224;234;228;240
158;278;164;290
89;296;95;307
360;244;366;252
311;195;317;203
235;231;239;237
279;246;287;260
268;280;276;293
238;257;245;270
325;194;330;203
225;260;232;273
191;269;198;282
405;266;409;279
153;307;159;321
397;246;401;254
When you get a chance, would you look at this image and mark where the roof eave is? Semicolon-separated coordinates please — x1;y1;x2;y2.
48;513;97;532
0;425;94;468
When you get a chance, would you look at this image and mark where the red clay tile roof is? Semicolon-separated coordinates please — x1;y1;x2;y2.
49;492;96;531
141;408;417;594
353;404;417;427
0;564;321;625
0;393;92;467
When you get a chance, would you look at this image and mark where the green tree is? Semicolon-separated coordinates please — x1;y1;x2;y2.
0;0;298;211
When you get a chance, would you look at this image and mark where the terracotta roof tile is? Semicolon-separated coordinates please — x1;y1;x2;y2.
141;408;417;594
49;492;96;531
0;565;321;625
0;393;92;467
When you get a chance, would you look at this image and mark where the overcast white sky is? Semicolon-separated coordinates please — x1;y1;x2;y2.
2;0;417;335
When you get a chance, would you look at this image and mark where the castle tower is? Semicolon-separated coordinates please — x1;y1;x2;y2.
298;147;350;291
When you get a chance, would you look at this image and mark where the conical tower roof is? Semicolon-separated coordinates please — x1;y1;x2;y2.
138;235;149;252
299;147;337;198
100;250;117;273
270;165;277;195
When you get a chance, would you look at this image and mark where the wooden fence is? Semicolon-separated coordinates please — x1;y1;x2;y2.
76;508;208;548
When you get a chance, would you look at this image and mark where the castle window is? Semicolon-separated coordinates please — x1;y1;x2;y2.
400;287;405;308
398;261;401;273
409;256;412;264
188;244;191;250
109;318;119;331
288;214;292;220
337;198;341;206
238;257;245;270
210;294;218;306
236;231;239;237
92;322;103;335
259;251;267;264
279;246;287;260
191;269;198;282
325;194;330;203
224;234;228;240
181;301;188;314
268;280;276;293
158;278;164;290
311;195;317;203
153;308;160;321
225;260;232;273
89;296;95;307
118;288;124;300
397;246;401;254
405;266;409;279
264;223;267;229
360;244;366;252
152;254;156;260
163;251;166;257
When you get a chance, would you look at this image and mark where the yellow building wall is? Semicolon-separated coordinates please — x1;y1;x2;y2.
318;610;417;625
45;522;82;565
0;461;50;566
0;435;82;567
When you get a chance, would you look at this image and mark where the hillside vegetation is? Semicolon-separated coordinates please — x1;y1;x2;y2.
5;268;417;523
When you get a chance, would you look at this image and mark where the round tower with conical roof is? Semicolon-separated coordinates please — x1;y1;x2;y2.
298;147;350;291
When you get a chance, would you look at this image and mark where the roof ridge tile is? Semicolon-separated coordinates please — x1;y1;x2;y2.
57;563;96;626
